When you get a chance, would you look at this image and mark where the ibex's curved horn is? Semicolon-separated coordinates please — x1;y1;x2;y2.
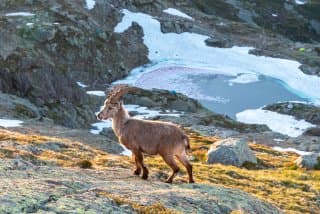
106;84;137;103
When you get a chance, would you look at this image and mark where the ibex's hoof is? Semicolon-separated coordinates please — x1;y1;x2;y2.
141;174;148;180
133;169;141;176
189;180;195;183
165;180;173;184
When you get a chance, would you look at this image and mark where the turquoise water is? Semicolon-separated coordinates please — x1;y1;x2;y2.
192;74;308;118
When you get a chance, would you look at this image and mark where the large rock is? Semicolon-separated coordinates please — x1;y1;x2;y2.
207;138;257;167
0;159;281;214
295;153;320;170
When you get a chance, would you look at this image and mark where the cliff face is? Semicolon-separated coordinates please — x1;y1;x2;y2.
0;0;148;128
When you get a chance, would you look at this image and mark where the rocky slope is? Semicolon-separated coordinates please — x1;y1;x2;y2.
0;159;280;213
1;1;320;213
2;126;320;213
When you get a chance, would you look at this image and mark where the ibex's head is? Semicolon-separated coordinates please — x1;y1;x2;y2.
96;84;133;120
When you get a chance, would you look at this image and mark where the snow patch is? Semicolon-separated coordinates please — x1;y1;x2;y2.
90;121;112;135
26;22;34;26
5;12;35;17
120;144;132;157
272;146;312;156
77;82;88;88
163;8;193;20
295;0;307;5
125;104;182;118
273;138;285;143
236;109;316;137
86;91;105;96
229;73;260;85
114;9;320;105
0;119;23;128
85;0;96;10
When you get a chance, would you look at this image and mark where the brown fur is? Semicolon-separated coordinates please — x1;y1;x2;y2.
97;87;194;183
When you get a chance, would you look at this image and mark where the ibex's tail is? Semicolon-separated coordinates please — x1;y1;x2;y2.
182;135;191;152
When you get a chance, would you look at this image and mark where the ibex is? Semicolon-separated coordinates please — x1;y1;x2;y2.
97;85;194;183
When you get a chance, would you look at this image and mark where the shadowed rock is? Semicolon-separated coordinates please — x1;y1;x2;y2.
207;138;257;167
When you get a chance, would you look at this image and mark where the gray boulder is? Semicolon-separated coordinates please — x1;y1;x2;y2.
207;138;257;167
295;153;320;170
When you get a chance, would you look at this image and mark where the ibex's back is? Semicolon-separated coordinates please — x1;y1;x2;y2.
120;118;189;156
97;85;194;183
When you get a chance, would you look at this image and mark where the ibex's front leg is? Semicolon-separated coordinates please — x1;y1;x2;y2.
132;154;141;176
133;151;149;180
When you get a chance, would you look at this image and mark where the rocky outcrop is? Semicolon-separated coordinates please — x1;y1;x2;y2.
207;138;257;167
0;92;39;119
264;102;320;125
304;127;320;137
295;153;320;170
123;87;269;133
0;0;148;128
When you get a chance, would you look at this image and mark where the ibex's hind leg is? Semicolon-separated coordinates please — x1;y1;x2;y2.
134;151;149;180
162;155;180;183
132;154;141;176
176;151;195;183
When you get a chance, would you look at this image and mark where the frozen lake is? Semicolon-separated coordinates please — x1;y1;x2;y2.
123;65;308;119
194;74;307;119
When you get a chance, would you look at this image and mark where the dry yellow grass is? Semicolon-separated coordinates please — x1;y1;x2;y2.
146;131;320;213
0;128;319;213
97;192;180;214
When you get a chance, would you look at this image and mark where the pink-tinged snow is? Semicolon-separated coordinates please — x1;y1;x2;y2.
0;119;23;128
236;109;315;137
163;8;193;20
272;146;313;156
114;9;320;105
134;66;229;102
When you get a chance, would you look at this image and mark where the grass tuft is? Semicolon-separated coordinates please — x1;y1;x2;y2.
77;160;93;169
